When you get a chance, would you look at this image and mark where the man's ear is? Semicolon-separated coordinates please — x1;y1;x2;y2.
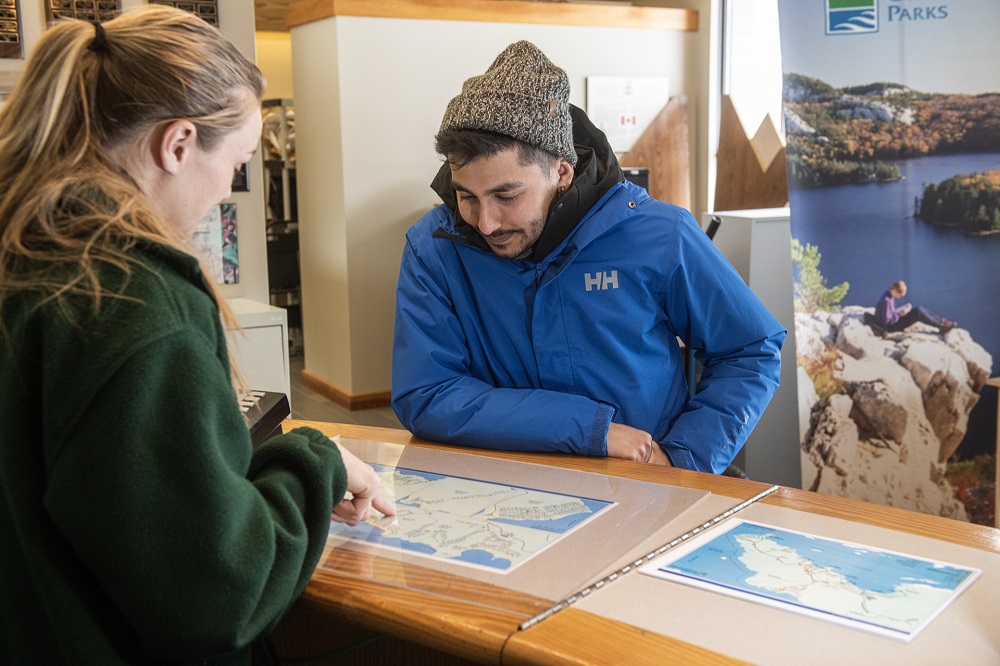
156;120;199;175
555;157;575;191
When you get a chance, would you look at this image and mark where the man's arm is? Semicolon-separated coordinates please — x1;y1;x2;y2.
656;210;785;473
663;331;783;472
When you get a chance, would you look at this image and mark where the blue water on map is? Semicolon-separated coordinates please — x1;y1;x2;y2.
370;464;442;482
393;539;434;554
664;522;975;603
458;549;512;569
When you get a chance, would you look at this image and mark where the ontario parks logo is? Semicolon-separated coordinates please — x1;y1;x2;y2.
826;0;879;35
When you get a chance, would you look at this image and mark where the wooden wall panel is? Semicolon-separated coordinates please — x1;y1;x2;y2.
620;95;691;210
714;94;788;212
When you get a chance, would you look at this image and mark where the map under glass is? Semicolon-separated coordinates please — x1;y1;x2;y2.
328;464;615;573
639;520;980;641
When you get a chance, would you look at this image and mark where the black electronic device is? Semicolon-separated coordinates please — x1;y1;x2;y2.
240;390;290;449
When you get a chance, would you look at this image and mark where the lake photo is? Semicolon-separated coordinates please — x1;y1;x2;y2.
790;151;1000;364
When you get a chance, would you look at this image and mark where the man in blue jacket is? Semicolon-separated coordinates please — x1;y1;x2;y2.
391;40;785;473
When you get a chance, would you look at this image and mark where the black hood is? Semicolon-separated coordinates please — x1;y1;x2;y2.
430;104;624;262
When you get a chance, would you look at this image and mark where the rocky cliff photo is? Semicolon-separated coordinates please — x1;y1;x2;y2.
797;306;993;521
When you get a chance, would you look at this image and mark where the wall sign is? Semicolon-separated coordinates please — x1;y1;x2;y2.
585;76;670;154
778;0;1000;527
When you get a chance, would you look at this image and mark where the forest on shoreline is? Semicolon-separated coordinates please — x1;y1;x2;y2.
784;74;1000;232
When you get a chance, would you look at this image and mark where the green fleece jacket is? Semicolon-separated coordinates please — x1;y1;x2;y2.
0;242;347;664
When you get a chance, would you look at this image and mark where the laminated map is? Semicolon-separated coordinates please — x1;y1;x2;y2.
639;519;980;641
328;464;615;573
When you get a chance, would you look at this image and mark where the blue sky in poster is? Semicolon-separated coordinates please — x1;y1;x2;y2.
777;1;999;94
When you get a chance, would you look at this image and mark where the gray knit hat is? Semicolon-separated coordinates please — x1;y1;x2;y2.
438;40;577;166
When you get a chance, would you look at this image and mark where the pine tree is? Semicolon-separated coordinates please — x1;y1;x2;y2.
791;239;849;312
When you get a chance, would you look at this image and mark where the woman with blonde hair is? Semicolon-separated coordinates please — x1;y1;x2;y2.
0;7;392;663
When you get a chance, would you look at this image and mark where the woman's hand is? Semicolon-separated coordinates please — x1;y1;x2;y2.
330;444;396;526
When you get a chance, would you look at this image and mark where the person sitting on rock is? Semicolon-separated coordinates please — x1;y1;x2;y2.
874;280;955;334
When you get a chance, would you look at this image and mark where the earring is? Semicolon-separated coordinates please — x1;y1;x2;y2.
558;186;567;194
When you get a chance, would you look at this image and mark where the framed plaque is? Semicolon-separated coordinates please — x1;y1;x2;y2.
149;0;217;26
0;0;22;59
45;0;121;23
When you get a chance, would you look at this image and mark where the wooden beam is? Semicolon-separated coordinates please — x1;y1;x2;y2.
287;0;698;32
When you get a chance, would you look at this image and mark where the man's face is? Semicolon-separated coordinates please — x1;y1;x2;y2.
450;148;570;260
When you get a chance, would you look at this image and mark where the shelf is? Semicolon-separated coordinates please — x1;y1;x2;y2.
287;0;698;32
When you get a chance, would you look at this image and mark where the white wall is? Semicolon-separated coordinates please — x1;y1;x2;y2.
214;0;269;305
1;0;269;304
292;14;697;396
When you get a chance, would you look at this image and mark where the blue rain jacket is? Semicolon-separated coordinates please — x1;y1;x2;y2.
392;115;784;474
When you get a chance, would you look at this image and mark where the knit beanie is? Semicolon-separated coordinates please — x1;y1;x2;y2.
438;40;577;166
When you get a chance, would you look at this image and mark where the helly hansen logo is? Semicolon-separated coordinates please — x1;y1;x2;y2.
584;270;619;291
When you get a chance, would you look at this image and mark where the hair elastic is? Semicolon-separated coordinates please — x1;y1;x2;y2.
87;22;106;53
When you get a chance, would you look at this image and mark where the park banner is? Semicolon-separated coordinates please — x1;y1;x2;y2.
777;0;999;526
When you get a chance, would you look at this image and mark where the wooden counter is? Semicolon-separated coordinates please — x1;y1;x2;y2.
271;420;1000;664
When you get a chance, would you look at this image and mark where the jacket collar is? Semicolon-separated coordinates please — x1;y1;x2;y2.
136;240;217;306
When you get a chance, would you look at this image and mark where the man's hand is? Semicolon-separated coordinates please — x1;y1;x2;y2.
606;423;672;466
331;444;397;526
648;443;673;466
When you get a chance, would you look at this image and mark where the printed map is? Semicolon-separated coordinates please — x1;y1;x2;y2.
640;520;979;640
328;464;614;572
